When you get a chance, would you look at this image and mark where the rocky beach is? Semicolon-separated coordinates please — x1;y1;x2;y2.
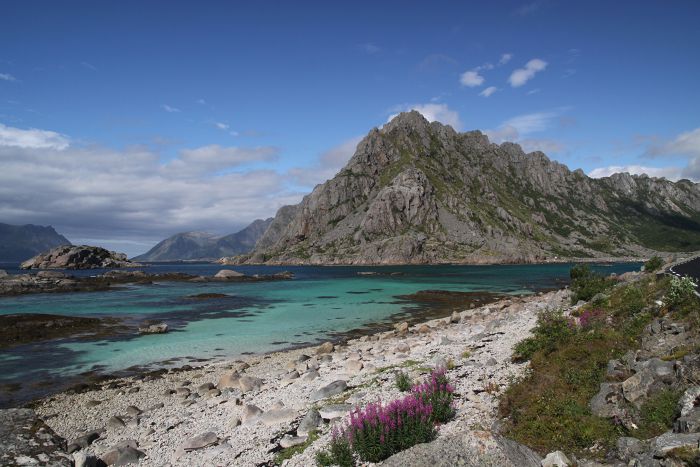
9;286;567;466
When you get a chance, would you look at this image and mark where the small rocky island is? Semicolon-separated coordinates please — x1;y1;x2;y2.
0;268;294;297
20;245;142;270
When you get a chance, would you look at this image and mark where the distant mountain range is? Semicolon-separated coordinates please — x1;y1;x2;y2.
133;218;273;261
227;111;700;265
0;223;71;262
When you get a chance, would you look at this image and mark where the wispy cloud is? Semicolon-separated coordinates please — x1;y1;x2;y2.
459;70;485;87
214;122;239;137
0;73;17;82
418;53;458;71
196;98;206;105
479;86;498;97
161;104;181;113
0;123;70;150
288;136;363;187
509;58;548;87
387;103;462;131
513;0;547;16
499;53;513;65
80;61;97;71
645;127;700;159
485;110;564;153
360;42;381;55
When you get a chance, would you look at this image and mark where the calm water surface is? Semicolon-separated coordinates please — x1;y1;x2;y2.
0;262;639;406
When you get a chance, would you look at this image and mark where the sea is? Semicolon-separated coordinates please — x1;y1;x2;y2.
0;261;640;407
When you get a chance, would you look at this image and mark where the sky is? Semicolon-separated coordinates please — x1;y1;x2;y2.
1;0;699;256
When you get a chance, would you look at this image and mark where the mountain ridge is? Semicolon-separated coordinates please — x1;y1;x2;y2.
0;223;72;262
227;111;700;265
133;218;273;261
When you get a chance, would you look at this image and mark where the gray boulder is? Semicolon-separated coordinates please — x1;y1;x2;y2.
382;430;541;467
652;431;700;456
319;404;353;420
297;409;322;436
101;440;145;466
238;375;263;392
541;451;571;467
310;380;347;402
260;408;297;426
214;269;244;279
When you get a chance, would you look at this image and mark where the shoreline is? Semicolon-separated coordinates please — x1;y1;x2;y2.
1;289;513;409
30;284;574;466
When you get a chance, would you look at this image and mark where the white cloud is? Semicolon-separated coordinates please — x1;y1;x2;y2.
484;111;563;154
0;123;70;150
388;103;462;130
288;136;363;187
646;127;700;159
162;104;181;113
361;43;380;54
80;62;97;71
215;122;229;130
459;70;485;87
479;86;498;97
509;58;548;87
526;88;541;95
196;99;206;105
589;165;683;180
0;133;301;256
499;53;513;65
0;73;16;82
164;145;278;176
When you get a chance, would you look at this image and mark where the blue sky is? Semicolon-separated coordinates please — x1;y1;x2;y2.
1;0;699;255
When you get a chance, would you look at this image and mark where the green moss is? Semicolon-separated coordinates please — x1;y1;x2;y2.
275;430;320;465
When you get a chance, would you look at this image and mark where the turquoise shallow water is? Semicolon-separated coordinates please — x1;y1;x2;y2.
0;262;639;406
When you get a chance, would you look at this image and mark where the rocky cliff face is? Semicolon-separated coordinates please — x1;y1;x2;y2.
0;223;71;262
134;218;273;261
232;111;700;265
21;245;141;269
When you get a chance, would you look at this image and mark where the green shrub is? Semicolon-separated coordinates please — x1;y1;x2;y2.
316;434;354;467
617;286;645;316
635;389;682;438
513;309;574;362
667;276;696;308
570;265;615;304
644;256;664;272
395;371;412;392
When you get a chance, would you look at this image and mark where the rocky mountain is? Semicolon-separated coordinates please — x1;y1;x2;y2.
20;245;141;269
0;223;71;262
231;111;700;265
133;218;273;261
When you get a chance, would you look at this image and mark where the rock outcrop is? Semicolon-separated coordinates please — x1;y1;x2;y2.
229;111;700;265
20;245;141;270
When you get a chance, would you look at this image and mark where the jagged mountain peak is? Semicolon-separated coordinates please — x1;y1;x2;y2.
231;117;700;265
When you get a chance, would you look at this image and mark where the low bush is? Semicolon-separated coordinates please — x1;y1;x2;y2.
644;256;664;272
513;309;574;362
569;264;615;304
317;369;454;465
667;276;696;308
634;389;682;438
395;371;412;392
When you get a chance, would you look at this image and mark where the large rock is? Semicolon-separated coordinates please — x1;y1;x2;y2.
589;383;625;418
297;409;322;436
260;408;297;426
319;404;353;420
316;342;334;354
0;408;71;466
214;269;244;279
101;441;146;466
310;380;348;402
20;245;141;270
238;375;263;393
541;451;571;467
138;323;169;334
382;430;541;467
218;371;240;389
242;404;263;424
652;431;700;456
